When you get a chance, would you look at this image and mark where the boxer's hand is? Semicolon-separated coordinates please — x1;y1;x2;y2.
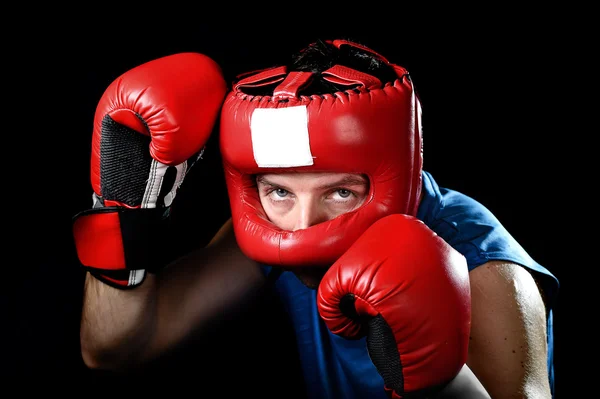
317;214;471;398
72;52;227;288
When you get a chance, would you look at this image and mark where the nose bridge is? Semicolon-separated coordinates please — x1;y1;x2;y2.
294;193;324;231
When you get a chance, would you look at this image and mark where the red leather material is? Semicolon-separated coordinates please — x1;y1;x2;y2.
317;214;471;394
97;273;132;288
272;71;314;98
220;55;423;267
73;211;126;270
322;65;381;89
74;52;227;278
91;52;227;196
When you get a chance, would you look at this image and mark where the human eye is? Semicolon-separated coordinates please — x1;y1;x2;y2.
271;188;289;199
334;189;352;199
329;188;357;202
262;186;295;205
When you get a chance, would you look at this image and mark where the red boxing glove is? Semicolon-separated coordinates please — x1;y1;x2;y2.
72;52;227;289
317;214;471;398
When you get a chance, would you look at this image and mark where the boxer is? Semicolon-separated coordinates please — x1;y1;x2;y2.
76;39;558;399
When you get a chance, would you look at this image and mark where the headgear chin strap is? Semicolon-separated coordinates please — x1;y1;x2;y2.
220;40;423;267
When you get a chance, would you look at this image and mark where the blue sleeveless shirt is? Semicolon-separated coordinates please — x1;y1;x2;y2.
262;171;559;399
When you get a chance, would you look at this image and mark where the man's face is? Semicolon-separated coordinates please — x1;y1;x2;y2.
256;172;370;231
255;171;370;288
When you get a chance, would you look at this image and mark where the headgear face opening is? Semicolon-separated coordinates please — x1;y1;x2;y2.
220;40;423;268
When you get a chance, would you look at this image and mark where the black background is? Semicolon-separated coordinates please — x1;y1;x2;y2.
7;19;587;396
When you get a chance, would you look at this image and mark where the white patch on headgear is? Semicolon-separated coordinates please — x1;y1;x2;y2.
250;105;314;167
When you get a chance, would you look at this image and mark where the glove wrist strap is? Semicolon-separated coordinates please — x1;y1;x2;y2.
73;206;172;273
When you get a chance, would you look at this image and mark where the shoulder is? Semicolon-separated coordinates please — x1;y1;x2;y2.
419;171;559;305
470;260;549;327
418;171;499;229
419;171;531;263
418;171;509;262
470;260;541;296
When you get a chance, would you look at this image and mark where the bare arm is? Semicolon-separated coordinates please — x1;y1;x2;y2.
80;218;266;370
467;261;551;399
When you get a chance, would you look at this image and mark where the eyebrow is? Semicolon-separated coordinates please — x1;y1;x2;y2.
256;174;368;190
317;175;368;189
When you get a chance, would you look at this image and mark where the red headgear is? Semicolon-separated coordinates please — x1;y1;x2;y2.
220;40;423;267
